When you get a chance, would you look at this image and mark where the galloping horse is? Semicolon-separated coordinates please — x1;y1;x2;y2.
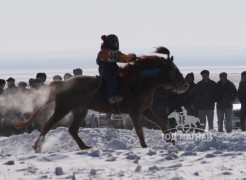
15;47;188;150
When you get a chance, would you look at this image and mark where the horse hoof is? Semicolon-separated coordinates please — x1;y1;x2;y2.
141;144;148;148
32;143;42;153
32;136;44;151
32;143;39;150
81;146;92;150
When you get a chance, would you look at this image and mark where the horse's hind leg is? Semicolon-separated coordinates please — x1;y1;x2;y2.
129;112;147;148
33;105;70;150
69;109;91;150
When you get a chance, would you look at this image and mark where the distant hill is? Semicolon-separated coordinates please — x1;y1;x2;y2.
0;46;245;70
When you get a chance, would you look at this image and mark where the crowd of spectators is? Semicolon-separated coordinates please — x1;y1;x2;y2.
0;67;246;135
162;70;245;133
0;68;83;136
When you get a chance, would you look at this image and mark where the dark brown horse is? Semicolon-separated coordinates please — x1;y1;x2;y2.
15;47;188;150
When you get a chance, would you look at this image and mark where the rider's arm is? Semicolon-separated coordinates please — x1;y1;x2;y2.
99;49;135;63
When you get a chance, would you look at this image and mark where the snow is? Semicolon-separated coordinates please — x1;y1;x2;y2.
1;127;246;179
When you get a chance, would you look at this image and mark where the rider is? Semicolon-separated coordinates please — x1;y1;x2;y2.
181;106;188;117
96;34;136;104
176;106;188;124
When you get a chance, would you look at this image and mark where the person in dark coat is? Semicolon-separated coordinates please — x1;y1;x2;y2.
0;79;6;127
4;77;18;95
0;79;6;95
73;68;83;76
238;71;246;131
214;72;237;133
193;70;216;130
36;72;47;86
32;78;44;89
63;73;73;81
184;72;198;117
18;81;28;92
165;73;198;132
53;75;62;81
96;34;136;104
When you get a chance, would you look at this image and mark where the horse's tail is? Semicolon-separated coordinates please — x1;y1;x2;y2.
14;99;52;129
194;117;205;126
14;81;63;129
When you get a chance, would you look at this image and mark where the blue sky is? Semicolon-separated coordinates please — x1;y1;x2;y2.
0;0;246;68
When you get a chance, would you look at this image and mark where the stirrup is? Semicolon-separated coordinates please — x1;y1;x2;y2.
108;97;116;104
108;96;123;104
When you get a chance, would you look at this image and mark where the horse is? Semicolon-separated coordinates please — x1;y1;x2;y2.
15;47;188;150
168;111;202;132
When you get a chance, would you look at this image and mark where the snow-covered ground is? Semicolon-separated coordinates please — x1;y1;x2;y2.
1;127;246;180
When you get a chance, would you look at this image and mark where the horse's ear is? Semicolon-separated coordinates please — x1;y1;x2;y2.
170;56;174;61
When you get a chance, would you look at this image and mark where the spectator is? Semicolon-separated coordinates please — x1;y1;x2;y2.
73;68;83;76
167;73;197;119
184;72;198;117
4;78;20;132
193;70;216;131
214;72;237;133
4;77;18;94
238;71;246;131
18;81;29;93
36;72;47;85
64;73;73;81
53;75;62;81
32;78;44;89
0;79;6;94
28;78;35;89
0;79;5;128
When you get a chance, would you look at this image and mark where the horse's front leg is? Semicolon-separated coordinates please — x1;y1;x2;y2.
142;108;175;145
186;124;191;133
129;112;147;148
176;125;180;132
182;124;185;132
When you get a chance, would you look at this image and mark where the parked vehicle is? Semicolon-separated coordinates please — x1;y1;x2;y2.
232;103;241;129
110;114;133;129
84;110;99;128
88;113;133;129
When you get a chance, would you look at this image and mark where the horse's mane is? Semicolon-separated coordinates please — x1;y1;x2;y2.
118;47;170;82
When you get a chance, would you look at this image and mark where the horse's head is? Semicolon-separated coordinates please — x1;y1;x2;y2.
119;46;188;94
156;56;188;94
168;111;174;118
168;111;177;119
